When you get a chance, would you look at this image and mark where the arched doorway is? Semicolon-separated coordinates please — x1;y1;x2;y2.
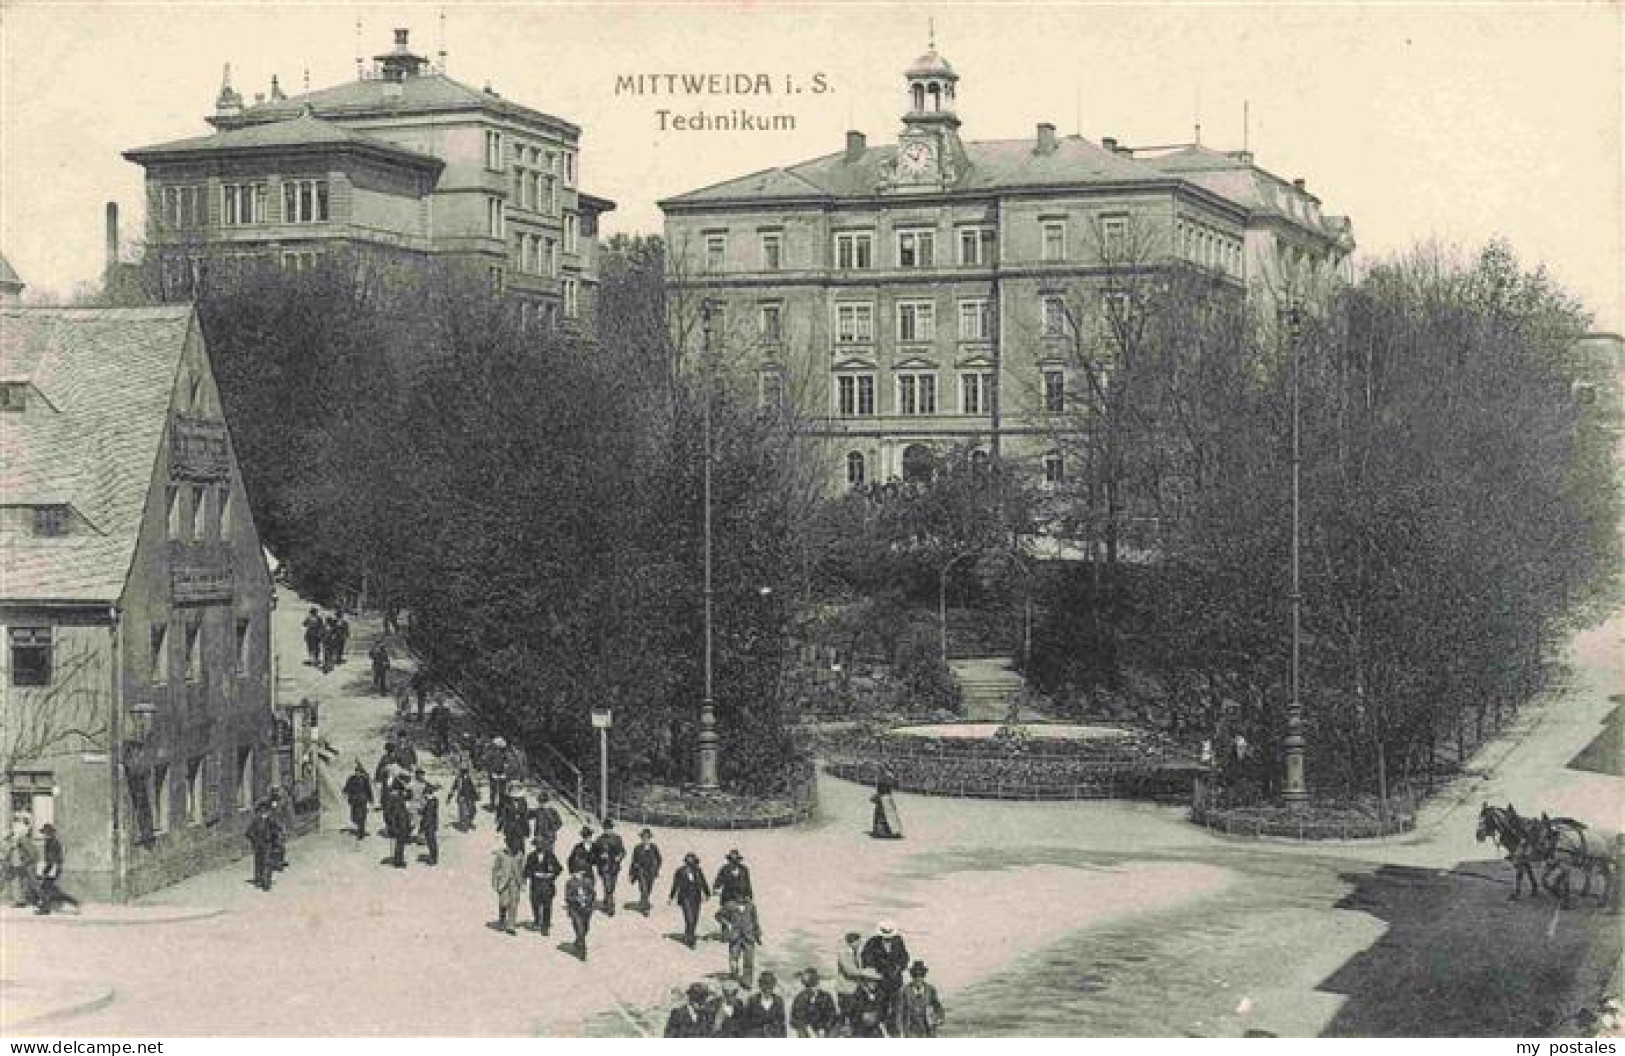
901;443;935;484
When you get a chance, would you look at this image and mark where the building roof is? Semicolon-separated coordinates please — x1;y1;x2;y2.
0;252;21;290
125;110;444;172
215;72;580;138
0;306;196;604
906;49;957;79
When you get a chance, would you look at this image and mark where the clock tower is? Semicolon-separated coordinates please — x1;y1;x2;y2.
890;40;966;190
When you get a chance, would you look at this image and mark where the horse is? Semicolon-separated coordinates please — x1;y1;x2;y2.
1477;803;1545;899
1531;813;1617;908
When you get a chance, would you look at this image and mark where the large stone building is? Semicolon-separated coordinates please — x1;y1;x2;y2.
1;305;281;900
125;29;613;328
661;45;1354;488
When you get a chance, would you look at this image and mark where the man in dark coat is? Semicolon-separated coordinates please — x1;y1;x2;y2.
485;738;509;810
664;984;713;1038
342;763;373;839
746;971;788;1038
564;868;596;960
333;612;350;664
790;968;839;1038
566;826;596;876
709;978;749;1038
522;835;564;934
320;615;340;672
302;608;323;666
419;787;440;865
591;819;626;915
628;828;663;914
369;642;390;695
266;788;291;870
846;975;890;1037
894;960;946;1037
502;790;531;855
246;804;276;890
532;794;563;848
386;780;413;868
668;851;711;947
451;766;479;830
714;848;753;904
427;701;452;755
861;922;911;1024
35;825;79;914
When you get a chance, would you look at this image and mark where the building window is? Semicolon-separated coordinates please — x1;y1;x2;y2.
163;185;207;229
562;151;576;187
184;619;202;685
958;299;990;341
958;226;995;266
9;628;51;687
218;485;232;537
488;266;505;294
0;383;28;411
280;252;317;274
759;371;785;415
835;302;874;343
32;505;69;537
547;239;559;277
151;763;171;835
1043;369;1066;413
236;746;255;811
221;183;267;226
760;231;783;270
758;303;784;344
896;300;936;343
518;232;532;273
236;616;252;676
704;233;727;271
897;228;936;268
835;231;873;270
563;278;580;319
281;179;330;224
564;213;579;254
960;372;994;415
1102;216;1128;260
487;197;504;239
150;623;169;684
1042;452;1065;485
166;484;183;541
845;451;866;488
525;170;539;211
897;372;937;416
836;374;875;417
185;756;206;826
1042;295;1070;338
191;484;209;542
485;129;504;171
1042;221;1067;262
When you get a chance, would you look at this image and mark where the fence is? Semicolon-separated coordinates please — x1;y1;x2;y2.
1188;777;1418;840
604;763;820;830
823;745;1199;802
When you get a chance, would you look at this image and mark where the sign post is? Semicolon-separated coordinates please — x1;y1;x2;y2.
590;708;613;822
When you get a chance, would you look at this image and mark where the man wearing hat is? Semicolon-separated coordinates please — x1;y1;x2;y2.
746;970;788;1038
451;765;479;830
7;814;40;909
835;930;866;1027
566;826;596;876
246;803;277;891
668;852;711;948
386;778;414;868
714;848;753;905
664;983;713;1037
418;784;441;866
709;977;749;1038
522;834;564;934
485;737;509;811
533;793;563;848
502;788;532;855
591;819;626;915
491;840;523;935
35;824;79;914
342;762;373;839
894;960;945;1037
862;921;911;1024
564;866;597;959
846;972;890;1038
790;968;838;1038
628;828;663;915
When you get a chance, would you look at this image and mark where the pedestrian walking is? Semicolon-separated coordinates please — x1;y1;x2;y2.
835;930;866;1026
427;701;452;756
321;615;340;672
591;818;626;914
387;780;413;868
894;960;945;1037
710;977;749;1038
713;848;753;904
862;921;911;1024
491;843;523;935
870;775;903;839
333;612;350;664
411;670;428;723
302;607;324;666
522;836;563;935
502;789;532;855
6;817;40;909
664;984;713;1038
717;897;762;985
451;766;479;830
566;826;595;876
34;825;79;914
342;762;373;839
532;794;563;848
790;968;839;1038
419;786;440;866
746;971;788;1037
485;738;509;810
266;788;292;871
369;642;390;696
564;868;596;959
669;852;711;948
247;804;276;891
629;828;663;914
846;974;890;1037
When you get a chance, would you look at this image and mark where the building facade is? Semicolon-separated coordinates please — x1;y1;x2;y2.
125;29;614;329
661;47;1354;489
1;306;280;901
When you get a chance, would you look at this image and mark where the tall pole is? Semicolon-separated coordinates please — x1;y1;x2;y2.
598;726;609;821
697;299;720;790
1283;299;1307;803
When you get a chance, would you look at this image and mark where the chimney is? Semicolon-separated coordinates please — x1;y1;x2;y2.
270;75;286;101
1035;123;1057;154
845;130;866;162
394;28;411;53
105;202;120;273
1292;178;1306;192
1101;136;1118;152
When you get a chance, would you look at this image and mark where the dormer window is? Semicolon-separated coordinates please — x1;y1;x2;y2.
33;505;69;537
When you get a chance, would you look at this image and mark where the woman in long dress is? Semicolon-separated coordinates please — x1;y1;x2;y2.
870;775;902;839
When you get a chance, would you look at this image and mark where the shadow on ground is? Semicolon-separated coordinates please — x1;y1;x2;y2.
1568;703;1623;777
1318;861;1619;1036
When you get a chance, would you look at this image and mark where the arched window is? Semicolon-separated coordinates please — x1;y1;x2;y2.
846;451;866;488
928;82;942;111
912;83;925;112
902;443;935;484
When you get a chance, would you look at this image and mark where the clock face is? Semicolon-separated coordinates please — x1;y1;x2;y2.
899;140;935;177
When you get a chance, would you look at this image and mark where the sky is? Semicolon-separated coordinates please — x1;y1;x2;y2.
1;1;1619;330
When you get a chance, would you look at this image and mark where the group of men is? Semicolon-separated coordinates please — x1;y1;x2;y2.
244;788;295;890
4;818;78;915
301;607;350;673
340;743;443;869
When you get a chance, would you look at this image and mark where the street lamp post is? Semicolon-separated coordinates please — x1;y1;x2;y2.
1282;299;1308;803
697;299;720;790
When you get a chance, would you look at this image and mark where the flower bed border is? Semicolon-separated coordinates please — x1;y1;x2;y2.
823;758;1193;802
1188;800;1415;841
609;763;819;830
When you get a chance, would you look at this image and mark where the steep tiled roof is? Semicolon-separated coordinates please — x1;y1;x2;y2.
219;73;579;137
125;111;443;171
0;306;194;604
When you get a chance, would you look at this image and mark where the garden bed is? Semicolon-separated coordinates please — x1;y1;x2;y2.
610;763;818;830
1189;797;1416;840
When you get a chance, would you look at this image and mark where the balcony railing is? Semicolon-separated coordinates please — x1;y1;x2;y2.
171;415;230;480
172;555;234;604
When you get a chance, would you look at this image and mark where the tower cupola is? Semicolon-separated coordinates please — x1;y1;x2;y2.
903;42;959;130
375;28;431;83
